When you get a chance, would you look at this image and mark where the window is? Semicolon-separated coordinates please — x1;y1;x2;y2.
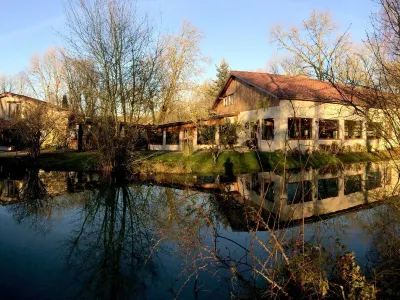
344;175;362;195
318;178;339;199
250;174;275;202
8;103;21;119
264;181;275;202
385;121;393;139
183;129;192;139
287;181;312;204
149;129;163;144
223;94;234;106
345;120;362;139
319;119;339;139
366;170;382;190
288;118;312;139
166;130;179;145
262;119;274;140
383;167;392;185
367;122;382;139
228;94;234;105
197;176;215;185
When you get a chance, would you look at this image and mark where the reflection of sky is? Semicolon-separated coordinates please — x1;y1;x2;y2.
0;179;391;298
0;205;79;298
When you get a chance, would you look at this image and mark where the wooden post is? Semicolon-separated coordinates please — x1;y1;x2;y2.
78;124;83;152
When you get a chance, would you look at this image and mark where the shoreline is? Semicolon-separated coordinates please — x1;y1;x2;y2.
0;149;393;174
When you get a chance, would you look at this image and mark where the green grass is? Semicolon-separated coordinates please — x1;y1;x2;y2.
140;149;396;175
36;151;101;171
0;149;394;174
142;150;263;174
0;151;101;171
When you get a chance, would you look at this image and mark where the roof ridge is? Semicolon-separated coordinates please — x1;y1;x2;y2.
231;70;328;82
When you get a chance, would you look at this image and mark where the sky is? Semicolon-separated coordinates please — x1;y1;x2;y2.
0;0;381;80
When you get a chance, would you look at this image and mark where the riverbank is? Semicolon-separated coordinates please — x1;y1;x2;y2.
0;151;100;171
137;149;394;175
0;149;394;174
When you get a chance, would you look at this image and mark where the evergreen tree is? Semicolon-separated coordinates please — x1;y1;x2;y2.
210;58;230;98
62;94;69;109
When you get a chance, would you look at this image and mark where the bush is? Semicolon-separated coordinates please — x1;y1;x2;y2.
219;122;240;148
197;125;216;145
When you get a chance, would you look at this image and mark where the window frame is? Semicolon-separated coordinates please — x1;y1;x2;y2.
262;118;274;140
223;94;234;106
288;117;313;140
286;180;313;204
344;174;363;195
367;122;382;139
318;119;339;140
344;120;363;139
317;177;339;200
8;102;21;119
165;129;179;145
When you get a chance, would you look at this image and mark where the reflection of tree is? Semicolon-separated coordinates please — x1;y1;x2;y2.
362;202;400;298
7;169;54;233
65;180;165;299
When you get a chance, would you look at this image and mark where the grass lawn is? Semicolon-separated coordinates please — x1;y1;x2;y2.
36;151;101;171
0;150;101;171
138;149;394;175
0;149;393;174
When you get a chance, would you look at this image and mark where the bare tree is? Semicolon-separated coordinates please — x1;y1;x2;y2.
62;54;99;117
10;102;61;158
0;72;30;95
28;47;66;105
157;21;208;124
270;10;352;81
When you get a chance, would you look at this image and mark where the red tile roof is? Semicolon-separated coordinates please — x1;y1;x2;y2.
213;71;368;108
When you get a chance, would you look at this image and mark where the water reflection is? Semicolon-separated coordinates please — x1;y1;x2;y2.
65;182;161;299
235;162;399;225
0;161;400;298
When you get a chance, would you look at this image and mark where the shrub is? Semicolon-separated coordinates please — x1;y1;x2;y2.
197;125;216;145
219;122;240;149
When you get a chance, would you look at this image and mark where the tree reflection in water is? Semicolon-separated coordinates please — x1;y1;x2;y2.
4;163;400;298
7;169;55;233
65;179;167;299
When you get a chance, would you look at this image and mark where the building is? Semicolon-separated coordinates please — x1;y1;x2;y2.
149;71;394;152
0;92;70;151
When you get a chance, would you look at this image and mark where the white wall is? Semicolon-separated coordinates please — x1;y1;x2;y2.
235;99;396;152
148;99;398;153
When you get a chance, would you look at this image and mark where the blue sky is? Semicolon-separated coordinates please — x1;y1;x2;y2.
1;0;380;80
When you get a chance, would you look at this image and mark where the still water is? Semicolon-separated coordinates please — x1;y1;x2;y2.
0;161;399;299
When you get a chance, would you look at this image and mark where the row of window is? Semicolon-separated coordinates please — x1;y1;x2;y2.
287;168;390;203
247;167;390;204
260;118;385;140
223;94;234;106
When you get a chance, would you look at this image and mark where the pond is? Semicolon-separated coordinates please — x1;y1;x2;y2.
0;161;399;299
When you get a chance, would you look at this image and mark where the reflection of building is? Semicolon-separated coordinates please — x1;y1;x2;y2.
0;179;23;204
237;162;399;222
0;170;101;206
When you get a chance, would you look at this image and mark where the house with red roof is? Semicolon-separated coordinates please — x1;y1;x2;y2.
149;71;391;152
